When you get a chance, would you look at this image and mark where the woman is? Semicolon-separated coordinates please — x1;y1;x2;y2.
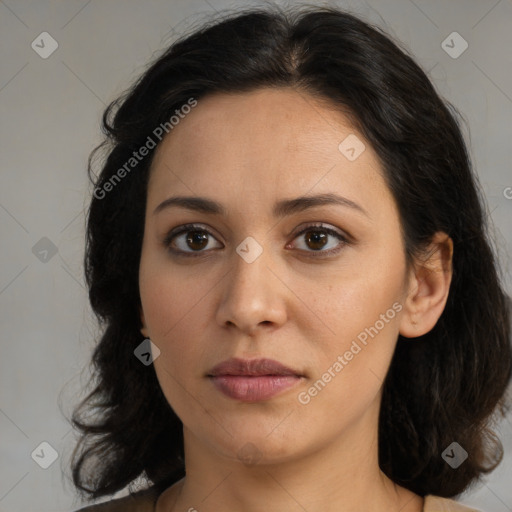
71;5;512;511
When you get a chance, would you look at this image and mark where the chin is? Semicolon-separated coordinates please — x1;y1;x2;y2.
201;424;311;467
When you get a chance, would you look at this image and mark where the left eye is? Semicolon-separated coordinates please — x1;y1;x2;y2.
289;224;348;256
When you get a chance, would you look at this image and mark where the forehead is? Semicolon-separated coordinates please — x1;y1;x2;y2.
147;87;391;218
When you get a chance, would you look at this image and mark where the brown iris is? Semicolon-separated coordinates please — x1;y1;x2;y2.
304;230;328;250
186;230;209;251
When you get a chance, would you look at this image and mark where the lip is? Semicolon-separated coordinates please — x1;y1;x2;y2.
207;358;303;402
208;357;301;377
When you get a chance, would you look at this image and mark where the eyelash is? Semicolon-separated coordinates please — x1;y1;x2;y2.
163;223;350;259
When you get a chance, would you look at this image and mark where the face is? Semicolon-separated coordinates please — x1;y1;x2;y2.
139;87;411;466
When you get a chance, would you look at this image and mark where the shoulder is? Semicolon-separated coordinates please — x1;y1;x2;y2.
423;495;484;512
73;488;159;512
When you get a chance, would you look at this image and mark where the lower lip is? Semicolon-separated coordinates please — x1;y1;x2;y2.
210;375;301;401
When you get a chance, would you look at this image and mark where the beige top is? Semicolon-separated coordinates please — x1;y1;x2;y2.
75;490;483;511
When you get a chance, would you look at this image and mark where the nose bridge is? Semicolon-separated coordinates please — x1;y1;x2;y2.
231;239;271;294
216;238;286;333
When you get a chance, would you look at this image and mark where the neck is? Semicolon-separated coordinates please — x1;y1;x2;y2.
156;400;423;512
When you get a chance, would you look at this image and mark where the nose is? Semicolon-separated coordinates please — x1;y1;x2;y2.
215;246;288;336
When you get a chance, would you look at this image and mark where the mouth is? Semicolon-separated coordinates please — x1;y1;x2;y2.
208;357;302;377
207;357;304;402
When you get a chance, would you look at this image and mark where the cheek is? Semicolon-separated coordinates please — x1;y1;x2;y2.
296;292;402;433
139;267;207;415
296;254;405;401
139;258;214;383
296;255;405;351
139;254;207;340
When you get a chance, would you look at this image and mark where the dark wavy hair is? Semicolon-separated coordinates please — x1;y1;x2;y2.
71;3;512;501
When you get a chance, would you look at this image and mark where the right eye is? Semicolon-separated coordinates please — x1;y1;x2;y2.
163;223;223;257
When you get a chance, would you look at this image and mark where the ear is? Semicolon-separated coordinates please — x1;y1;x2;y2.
139;305;150;338
399;232;453;338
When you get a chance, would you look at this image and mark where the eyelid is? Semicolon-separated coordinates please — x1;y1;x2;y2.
290;222;351;243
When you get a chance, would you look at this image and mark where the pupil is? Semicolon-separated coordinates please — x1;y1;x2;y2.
307;231;327;250
187;231;208;250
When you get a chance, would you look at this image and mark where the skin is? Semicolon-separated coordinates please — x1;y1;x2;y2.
138;87;453;512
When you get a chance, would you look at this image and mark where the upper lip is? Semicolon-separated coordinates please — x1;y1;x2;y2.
208;357;302;377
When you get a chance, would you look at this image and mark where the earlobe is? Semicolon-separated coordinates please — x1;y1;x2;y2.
399;232;453;339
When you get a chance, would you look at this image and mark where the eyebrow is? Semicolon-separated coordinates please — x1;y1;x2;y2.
153;193;370;219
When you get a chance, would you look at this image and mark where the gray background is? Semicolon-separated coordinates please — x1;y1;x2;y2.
0;0;511;511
